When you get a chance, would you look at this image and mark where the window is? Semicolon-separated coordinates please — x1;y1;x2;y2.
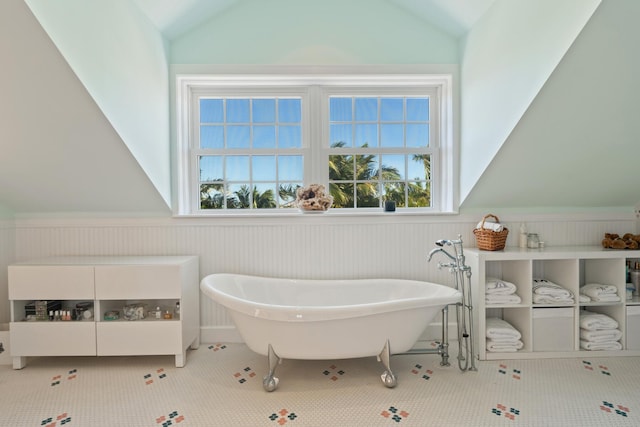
175;74;454;215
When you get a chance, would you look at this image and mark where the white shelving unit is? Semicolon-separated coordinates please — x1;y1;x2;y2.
8;256;199;369
467;246;640;360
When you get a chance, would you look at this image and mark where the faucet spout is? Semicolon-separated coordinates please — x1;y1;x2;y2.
427;247;456;263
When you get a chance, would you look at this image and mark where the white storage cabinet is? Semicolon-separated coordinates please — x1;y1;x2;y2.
9;256;199;369
467;246;640;360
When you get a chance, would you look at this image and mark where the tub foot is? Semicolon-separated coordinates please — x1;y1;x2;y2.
263;344;281;392
377;339;397;388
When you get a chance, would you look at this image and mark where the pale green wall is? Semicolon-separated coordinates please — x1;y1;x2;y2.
24;0;172;207
459;0;601;203
170;0;459;64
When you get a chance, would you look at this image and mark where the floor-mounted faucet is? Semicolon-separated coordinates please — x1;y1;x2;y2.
428;235;477;372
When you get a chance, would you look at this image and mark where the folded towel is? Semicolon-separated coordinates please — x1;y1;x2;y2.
580;328;622;343
533;294;574;305
486;278;517;295
486;317;522;340
476;221;504;232
587;294;621;302
579;294;591;303
580;340;622;351
486;294;522;304
581;283;618;298
487;339;523;352
533;279;573;298
579;311;619;331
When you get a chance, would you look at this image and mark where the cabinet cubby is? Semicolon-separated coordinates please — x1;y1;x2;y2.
8;256;199;369
468;246;640;360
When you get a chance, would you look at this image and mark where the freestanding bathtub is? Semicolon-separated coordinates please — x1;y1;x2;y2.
200;273;461;391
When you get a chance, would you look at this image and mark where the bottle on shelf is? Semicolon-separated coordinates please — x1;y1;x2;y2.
174;301;180;319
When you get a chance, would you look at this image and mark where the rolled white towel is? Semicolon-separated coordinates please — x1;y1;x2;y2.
579;311;619;331
580;340;622;351
487;339;523;352
486;317;522;340
580;328;622;343
476;221;504;232
486;278;517;295
486;294;522;304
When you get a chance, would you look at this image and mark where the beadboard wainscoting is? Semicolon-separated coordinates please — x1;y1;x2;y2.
5;213;638;341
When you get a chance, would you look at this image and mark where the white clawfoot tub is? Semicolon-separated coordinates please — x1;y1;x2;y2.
200;273;461;391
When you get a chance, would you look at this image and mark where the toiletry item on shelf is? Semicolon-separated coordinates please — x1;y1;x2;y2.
174;302;180;319
527;233;540;249
519;224;528;248
163;310;173;320
631;264;640;296
155;306;161;319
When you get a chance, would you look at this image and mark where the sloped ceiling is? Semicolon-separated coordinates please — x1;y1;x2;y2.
4;0;635;217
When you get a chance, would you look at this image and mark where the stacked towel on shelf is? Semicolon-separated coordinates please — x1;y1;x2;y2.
532;278;574;305
580;283;621;302
579;310;622;351
486;317;523;352
486;278;522;304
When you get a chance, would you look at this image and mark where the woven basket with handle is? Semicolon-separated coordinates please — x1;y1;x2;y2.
473;214;508;251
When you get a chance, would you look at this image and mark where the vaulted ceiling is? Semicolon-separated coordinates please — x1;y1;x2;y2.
132;0;497;40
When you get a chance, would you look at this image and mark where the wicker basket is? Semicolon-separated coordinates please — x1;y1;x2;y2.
473;214;508;251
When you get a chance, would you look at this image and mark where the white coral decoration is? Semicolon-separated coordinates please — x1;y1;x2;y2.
295;184;333;211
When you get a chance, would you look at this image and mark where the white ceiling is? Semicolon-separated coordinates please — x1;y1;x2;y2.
133;0;497;40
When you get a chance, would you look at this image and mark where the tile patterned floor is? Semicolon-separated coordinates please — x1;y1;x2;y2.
1;342;640;426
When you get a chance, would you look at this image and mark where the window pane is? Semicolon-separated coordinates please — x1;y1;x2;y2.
380;124;403;147
253;125;276;148
408;181;430;207
227;183;251;209
330;124;352;147
330;97;352;121
408;155;430;180
279;99;301;123
279;155;303;181
278;183;301;207
200;126;224;149
407;98;429;121
356;154;379;180
199;156;223;181
252;155;276;181
253;183;277;208
406;124;429;148
226;156;250;181
356;182;380;207
355;124;378;147
227;99;250;123
227;125;250;149
200;183;225;209
381;154;405;180
329;155;354;180
383;182;406;207
331;182;354;208
253;99;275;123
380;98;403;121
278;125;301;148
355;97;377;122
200;99;223;123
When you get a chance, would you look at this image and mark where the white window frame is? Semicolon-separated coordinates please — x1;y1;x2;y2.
175;72;455;216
